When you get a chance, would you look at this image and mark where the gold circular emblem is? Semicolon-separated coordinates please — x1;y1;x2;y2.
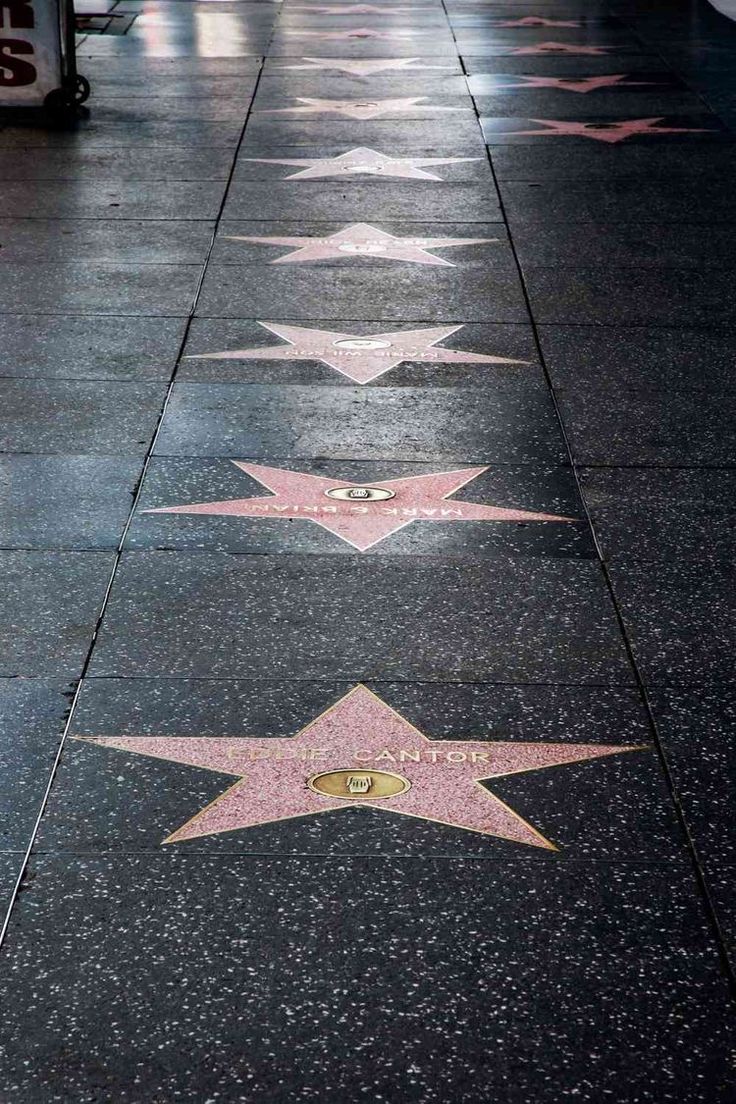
308;769;410;801
325;486;396;502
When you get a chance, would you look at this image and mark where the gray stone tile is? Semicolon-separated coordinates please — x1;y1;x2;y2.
472;91;703;116
538;325;736;392
579;468;736;563
241;116;485;147
0;263;200;316
197;245;526;322
488;141;736;181
0;380;166;455
0;853;22;919
154;380;564;463
500;176;736;223
0;180;225;220
0;220;214;264
523;267;736;325
557;388;736;466
0;551;113;677
129;457;592;558
648;685;736;865
0;856;730;1102
223;178;500;222
90;551;631;682
0;148;235;181
610;560;736;684
0;456;141;550
513;221;736;269
0;679;74;849
0;315;186;381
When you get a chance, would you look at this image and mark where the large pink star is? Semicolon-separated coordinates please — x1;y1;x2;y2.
291;3;422;12
494;16;581;27
507;42;613;55
258;96;463;120
243;147;479;181
501;74;657;93
225;223;497;266
506;117;711;143
185;321;526;385
144;461;572;550
285;26;417;39
276;56;454;75
75;685;642;848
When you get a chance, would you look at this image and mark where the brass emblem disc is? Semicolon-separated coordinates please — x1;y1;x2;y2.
325;486;396;502
308;768;410;800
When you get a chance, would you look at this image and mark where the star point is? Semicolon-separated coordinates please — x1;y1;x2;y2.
225;222;497;266
144;460;573;551
76;685;644;849
185;320;527;384
243;146;480;181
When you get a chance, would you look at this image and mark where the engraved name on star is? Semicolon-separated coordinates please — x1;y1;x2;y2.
276;56;454;75
144;462;572;550
506;117;711;143
75;685;642;847
185;321;526;385
497;74;658;93
242;147;479;181
258;96;463;120
225;223;497;266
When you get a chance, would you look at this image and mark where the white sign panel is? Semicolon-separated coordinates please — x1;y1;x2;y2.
0;1;63;106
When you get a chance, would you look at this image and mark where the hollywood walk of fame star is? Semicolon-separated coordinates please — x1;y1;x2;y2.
284;26;417;38
276;56;454;75
291;3;425;11
506;117;711;144
145;461;572;550
243;147;479;181
507;42;613;55
493;16;581;27
258;96;464;120
498;74;657;93
75;685;643;847
185;321;526;385
225;223;497;266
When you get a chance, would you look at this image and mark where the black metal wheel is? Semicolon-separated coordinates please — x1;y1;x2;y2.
74;75;91;105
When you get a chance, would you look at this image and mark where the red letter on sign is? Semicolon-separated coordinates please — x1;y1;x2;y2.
0;2;35;30
0;39;36;85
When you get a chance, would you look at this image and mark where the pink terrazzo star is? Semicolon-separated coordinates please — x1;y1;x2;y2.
507;117;711;143
494;16;581;26
292;3;421;11
144;461;571;550
243;146;478;180
508;42;613;55
259;96;463;120
502;74;656;93
277;56;454;75
185;321;526;384
76;685;642;847
285;26;417;38
225;222;496;266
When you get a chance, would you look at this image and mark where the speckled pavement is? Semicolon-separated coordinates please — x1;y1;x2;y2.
0;0;735;1100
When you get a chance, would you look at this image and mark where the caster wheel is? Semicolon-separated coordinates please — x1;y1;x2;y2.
74;75;91;104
